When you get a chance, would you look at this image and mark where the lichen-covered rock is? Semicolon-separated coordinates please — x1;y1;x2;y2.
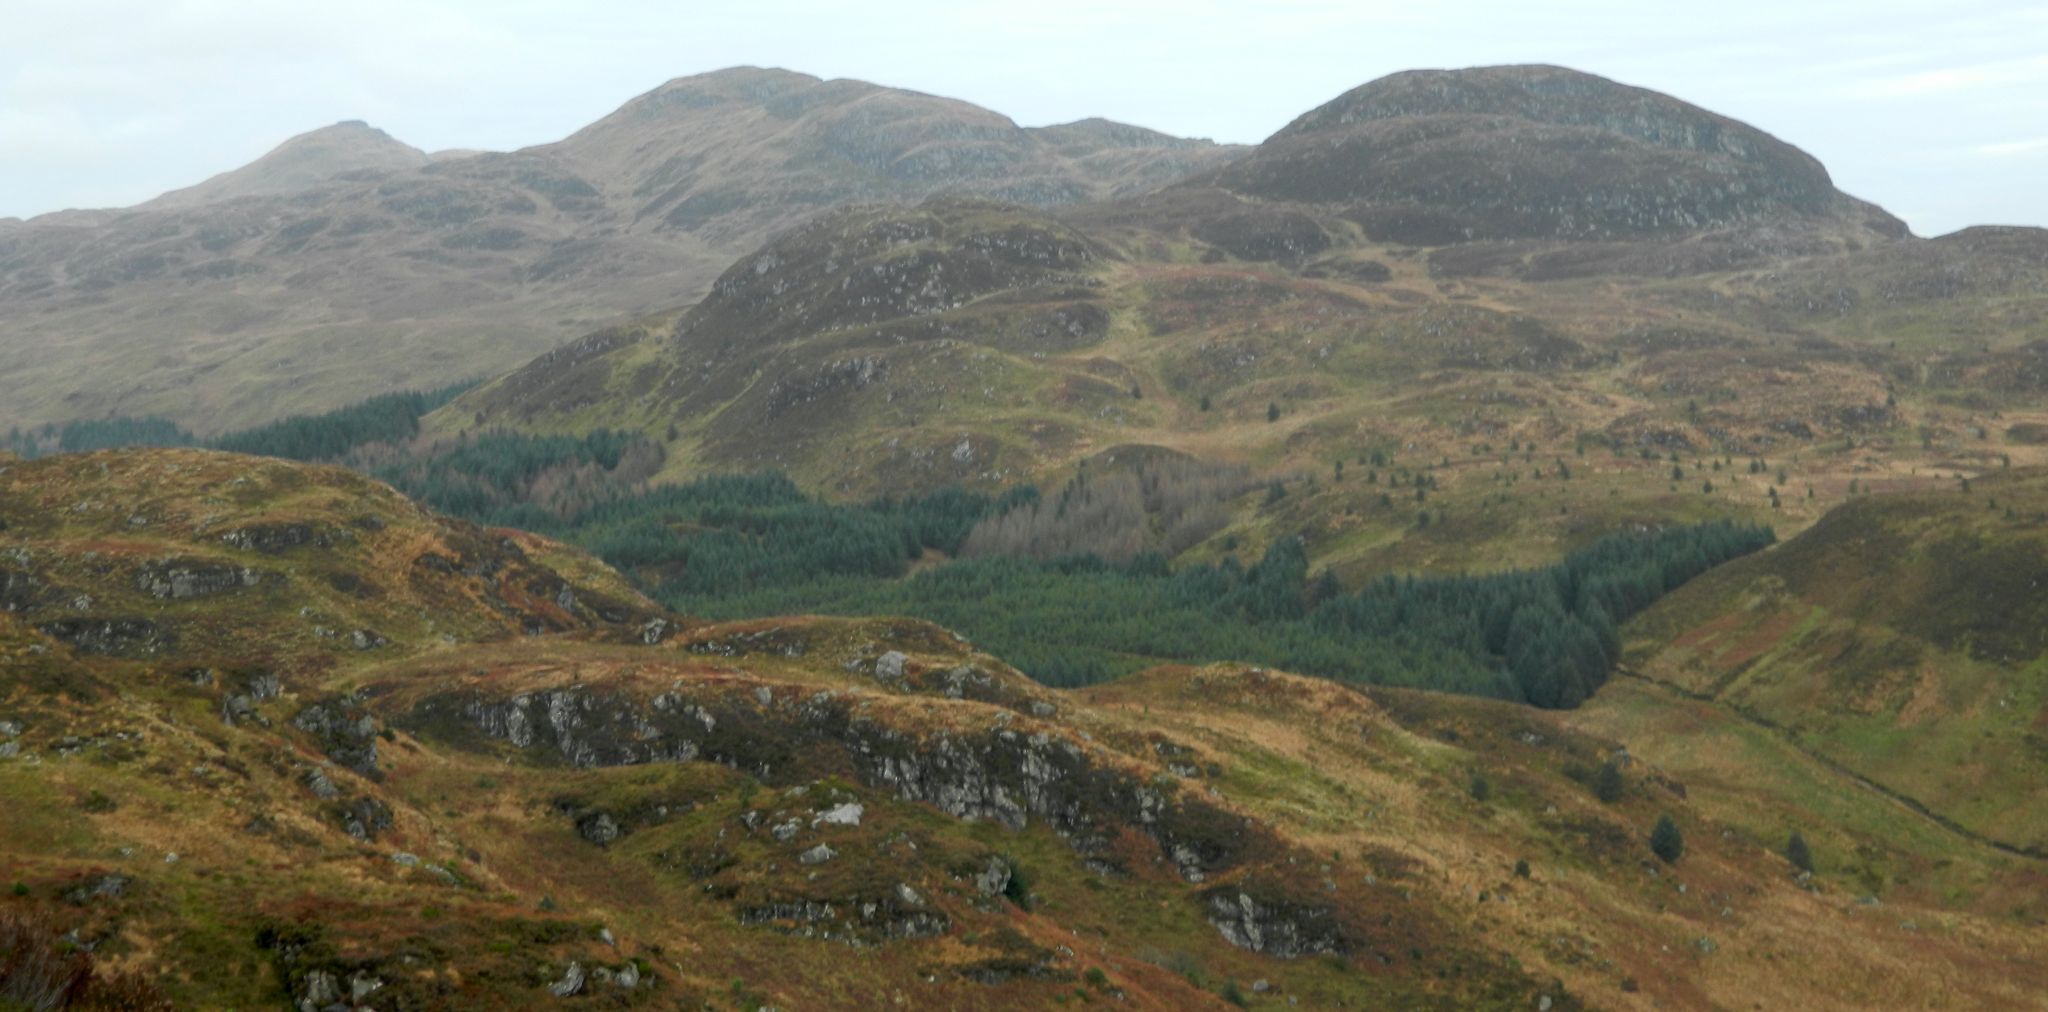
36;617;170;656
814;801;863;827
62;872;133;905
874;650;908;680
1202;886;1349;958
220;670;284;726
547;961;585;998
294;696;381;775
336;796;393;841
0;567;45;612
300;969;342;1008
134;559;261;600
578;812;622;846
304;767;341;800
413;682;1267;884
971;855;1012;897
221;522;333;554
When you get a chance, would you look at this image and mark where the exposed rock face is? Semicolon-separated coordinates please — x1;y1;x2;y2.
63;872;133;905
221;523;335;554
294;696;381;776
413;683;1263;880
335;796;393;840
547;961;585;998
814;801;863;827
577;812;622;846
1203;886;1349;958
135;559;262;600
1211;64;1906;244
874;651;909;681
735;890;950;943
0;567;44;612
36;617;170;656
220;670;282;726
971;855;1013;897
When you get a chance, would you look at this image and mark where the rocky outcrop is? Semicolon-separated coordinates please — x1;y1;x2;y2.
220;669;282;726
36;617;171;656
1202;885;1350;958
221;522;335;554
411;683;1265;881
294;696;381;776
135;559;262;600
735;887;950;943
334;796;393;841
0;566;44;612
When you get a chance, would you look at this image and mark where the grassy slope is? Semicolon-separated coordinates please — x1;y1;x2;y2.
1619;468;2048;857
432;203;2048;591
3;449;2045;1009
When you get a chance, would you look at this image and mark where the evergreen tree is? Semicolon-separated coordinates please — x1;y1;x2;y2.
1593;760;1625;803
1266;402;1281;423
1785;830;1813;873
1650;814;1684;864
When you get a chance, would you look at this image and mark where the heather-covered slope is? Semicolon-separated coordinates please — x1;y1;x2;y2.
4;449;2042;1009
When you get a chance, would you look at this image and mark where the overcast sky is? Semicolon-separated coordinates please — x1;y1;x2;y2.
4;0;2044;235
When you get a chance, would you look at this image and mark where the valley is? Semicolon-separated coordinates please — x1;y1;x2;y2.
3;59;2046;1011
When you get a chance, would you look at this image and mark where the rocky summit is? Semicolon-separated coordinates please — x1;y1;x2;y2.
1213;65;1904;243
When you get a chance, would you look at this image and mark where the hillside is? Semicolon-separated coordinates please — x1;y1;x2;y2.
0;68;1240;435
0;449;660;667
1209;65;1904;246
1615;467;2048;856
2;449;2043;1009
445;69;2048;583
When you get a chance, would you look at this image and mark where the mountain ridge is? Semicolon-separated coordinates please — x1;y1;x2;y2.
144;119;432;210
0;67;1241;434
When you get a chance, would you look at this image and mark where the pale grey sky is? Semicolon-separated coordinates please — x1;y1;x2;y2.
4;0;2044;235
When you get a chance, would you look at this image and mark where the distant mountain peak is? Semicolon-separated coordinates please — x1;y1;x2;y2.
147;119;429;209
1215;63;1906;243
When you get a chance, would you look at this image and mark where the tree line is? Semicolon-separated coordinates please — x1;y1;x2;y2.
658;516;1772;700
3;383;472;462
6;391;1773;707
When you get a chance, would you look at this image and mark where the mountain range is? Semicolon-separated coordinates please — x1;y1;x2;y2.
3;60;2047;1011
0;67;1239;433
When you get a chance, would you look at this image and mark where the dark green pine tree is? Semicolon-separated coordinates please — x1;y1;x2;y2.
1785;830;1813;873
1649;814;1684;864
1593;760;1625;803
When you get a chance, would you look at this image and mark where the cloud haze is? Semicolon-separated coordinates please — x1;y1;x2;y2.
4;0;2043;236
